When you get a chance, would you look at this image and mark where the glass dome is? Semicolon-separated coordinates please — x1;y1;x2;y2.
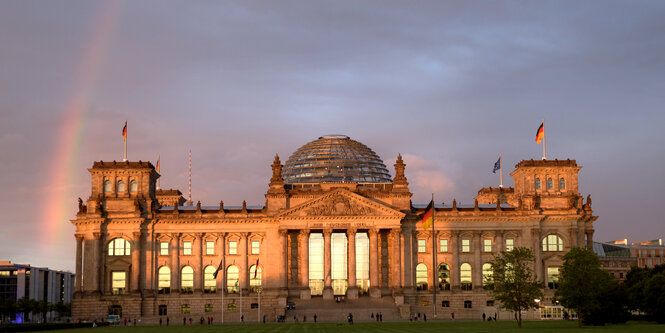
282;135;393;184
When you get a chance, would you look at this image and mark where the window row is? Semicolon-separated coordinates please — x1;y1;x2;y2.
155;302;258;316
417;238;516;253
155;265;262;295
535;177;566;190
159;240;261;256
103;179;138;193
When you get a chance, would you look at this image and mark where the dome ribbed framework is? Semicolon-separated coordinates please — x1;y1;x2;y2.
282;135;392;184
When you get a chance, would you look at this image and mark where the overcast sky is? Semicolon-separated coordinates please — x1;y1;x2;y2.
1;0;664;272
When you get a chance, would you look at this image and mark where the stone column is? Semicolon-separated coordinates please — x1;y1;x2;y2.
388;229;401;289
533;229;543;283
452;231;460;290
75;235;83;292
298;229;311;299
368;228;381;298
586;230;594;249
170;234;180;292
322;229;333;299
474;232;482;290
194;233;203;293
346;228;358;299
279;230;288;289
240;233;249;293
568;228;578;248
93;232;103;293
130;232;141;292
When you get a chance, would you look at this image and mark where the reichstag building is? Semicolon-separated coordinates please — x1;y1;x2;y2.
71;135;596;322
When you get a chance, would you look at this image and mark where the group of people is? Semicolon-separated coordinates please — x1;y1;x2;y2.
370;312;383;322
482;313;498;321
290;314;318;323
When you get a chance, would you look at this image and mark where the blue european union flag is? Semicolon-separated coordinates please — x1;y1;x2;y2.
493;157;501;173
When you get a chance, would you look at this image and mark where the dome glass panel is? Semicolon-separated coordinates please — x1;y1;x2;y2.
283;135;392;184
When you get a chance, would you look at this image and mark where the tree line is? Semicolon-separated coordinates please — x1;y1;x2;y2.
486;246;665;328
0;297;71;323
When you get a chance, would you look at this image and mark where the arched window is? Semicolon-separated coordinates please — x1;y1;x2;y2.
108;238;131;256
104;180;112;193
460;263;472;290
249;265;262;293
117;180;125;192
535;178;541;190
227;265;239;293
416;263;428;291
158;266;171;294
482;263;493;289
559;178;566;190
203;266;216;293
547;178;553;190
181;266;193;293
438;263;450;291
542;235;564;252
129;179;138;192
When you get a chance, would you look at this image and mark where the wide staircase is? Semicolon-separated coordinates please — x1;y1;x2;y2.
284;296;403;323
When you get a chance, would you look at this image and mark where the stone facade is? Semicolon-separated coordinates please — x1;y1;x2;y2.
71;146;596;323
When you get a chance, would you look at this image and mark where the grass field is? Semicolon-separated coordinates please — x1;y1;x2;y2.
49;321;663;333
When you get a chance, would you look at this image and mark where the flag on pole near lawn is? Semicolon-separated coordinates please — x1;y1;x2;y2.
212;257;224;279
535;122;544;144
421;200;434;229
493;156;501;173
122;121;127;142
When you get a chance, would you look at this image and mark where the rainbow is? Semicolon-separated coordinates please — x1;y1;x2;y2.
41;1;123;253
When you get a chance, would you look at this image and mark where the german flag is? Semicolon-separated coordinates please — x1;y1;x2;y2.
535;122;544;144
254;258;260;279
122;121;127;142
156;156;160;173
421;200;434;229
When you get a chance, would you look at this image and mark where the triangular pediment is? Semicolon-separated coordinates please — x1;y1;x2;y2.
277;188;405;219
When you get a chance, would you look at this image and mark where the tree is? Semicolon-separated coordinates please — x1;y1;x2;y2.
486;247;544;328
644;272;665;323
556;247;626;327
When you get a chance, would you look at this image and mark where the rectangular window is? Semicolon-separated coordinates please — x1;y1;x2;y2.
439;239;448;253
464;300;472;308
158;305;167;316
547;267;560;289
183;241;192;255
229;241;238;255
462;239;470;253
181;304;190;314
206;241;215;255
251;241;260;255
160;242;168;256
205;304;213;312
111;271;126;295
483;239;492;252
506;239;514;251
418;239;426;253
441;300;450;308
487;300;495;307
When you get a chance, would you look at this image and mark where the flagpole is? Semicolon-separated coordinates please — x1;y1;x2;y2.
432;193;437;319
123;120;127;161
221;282;224;324
542;118;546;160
499;153;503;188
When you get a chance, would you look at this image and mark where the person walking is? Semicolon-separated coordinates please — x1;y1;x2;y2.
483;313;486;321
166;317;169;326
314;314;317;323
347;313;353;325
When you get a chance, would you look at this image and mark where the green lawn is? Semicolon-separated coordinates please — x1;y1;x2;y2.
50;321;663;333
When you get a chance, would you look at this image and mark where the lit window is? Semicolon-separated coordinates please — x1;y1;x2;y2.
462;239;470;253
547;267;560;289
483;263;493;289
206;241;215;255
160;242;168;256
460;263;472;290
438;263;450;291
181;304;190;314
416;263;428;291
506;239;514;251
183;241;192;255
205;304;213;312
158;266;170;294
542;235;564;252
464;300;472;308
227;265;239;293
104;180;112;193
483;239;492;252
204;266;216;293
251;241;260;255
130;180;138;192
229;241;238;255
108;238;131;256
249;265;262;292
112;271;126;295
547;178;553;190
440;239;448;253
181;266;193;293
535;178;541;190
418;239;426;253
559;178;566;190
117;180;125;192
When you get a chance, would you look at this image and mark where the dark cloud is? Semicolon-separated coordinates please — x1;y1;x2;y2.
1;0;664;271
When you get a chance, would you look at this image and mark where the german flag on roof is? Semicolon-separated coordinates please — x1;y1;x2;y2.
421;200;434;229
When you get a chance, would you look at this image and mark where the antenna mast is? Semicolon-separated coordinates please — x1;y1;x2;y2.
188;149;192;205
